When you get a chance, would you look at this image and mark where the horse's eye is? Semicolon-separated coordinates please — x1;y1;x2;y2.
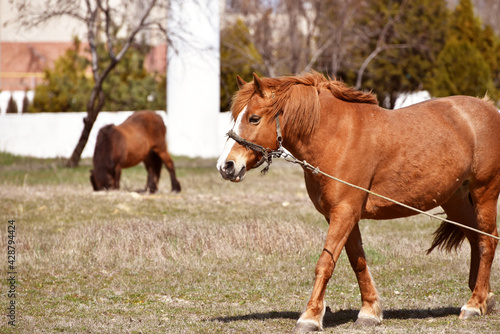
249;115;261;124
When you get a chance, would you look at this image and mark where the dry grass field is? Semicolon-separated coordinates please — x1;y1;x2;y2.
1;152;499;333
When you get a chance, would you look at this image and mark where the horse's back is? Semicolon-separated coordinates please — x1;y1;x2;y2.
120;111;166;137
363;96;500;218
410;96;500;177
116;111;167;167
384;95;500;162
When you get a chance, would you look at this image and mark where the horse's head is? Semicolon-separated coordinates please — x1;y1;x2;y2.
90;168;114;191
217;73;281;182
90;124;118;191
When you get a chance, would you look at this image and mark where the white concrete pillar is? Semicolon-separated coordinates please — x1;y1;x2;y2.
167;0;221;158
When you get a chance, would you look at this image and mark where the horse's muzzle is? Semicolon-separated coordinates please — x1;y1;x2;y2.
219;160;246;182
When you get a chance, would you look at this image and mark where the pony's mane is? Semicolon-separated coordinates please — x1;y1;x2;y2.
231;72;378;138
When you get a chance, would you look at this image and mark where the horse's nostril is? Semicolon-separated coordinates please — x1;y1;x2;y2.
224;161;235;175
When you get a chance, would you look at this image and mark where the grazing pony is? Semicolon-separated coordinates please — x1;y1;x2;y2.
90;111;181;193
217;72;499;332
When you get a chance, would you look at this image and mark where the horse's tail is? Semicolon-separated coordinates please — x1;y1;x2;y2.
427;222;465;254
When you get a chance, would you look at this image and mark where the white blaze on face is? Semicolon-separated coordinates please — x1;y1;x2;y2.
217;106;247;171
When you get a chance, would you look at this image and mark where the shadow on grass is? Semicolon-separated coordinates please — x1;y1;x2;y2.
323;306;461;327
212;306;461;328
213;310;301;323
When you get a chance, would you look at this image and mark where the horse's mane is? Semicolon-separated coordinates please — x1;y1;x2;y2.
93;124;115;172
231;71;378;138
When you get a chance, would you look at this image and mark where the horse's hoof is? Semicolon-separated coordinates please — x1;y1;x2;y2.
293;320;322;333
486;293;495;313
459;308;480;319
355;316;380;326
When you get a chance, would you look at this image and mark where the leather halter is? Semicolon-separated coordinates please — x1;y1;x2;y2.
226;115;284;174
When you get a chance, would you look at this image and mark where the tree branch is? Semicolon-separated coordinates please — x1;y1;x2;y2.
85;0;100;82
115;0;159;62
355;0;410;89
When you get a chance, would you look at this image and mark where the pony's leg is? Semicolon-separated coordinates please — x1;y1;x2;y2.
439;187;497;318
144;152;161;193
459;188;498;318
113;167;121;190
294;206;359;333
345;224;382;325
440;189;478;291
155;150;181;193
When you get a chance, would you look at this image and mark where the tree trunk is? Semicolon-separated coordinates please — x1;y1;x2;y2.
66;89;105;167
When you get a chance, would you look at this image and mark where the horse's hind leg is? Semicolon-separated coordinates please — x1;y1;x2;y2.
441;184;499;318
154;148;181;193
439;187;477;290
460;185;498;318
144;151;162;193
345;224;382;325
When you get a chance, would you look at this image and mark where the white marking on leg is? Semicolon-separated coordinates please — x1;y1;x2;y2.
461;305;482;315
357;266;383;322
217;106;247;171
296;299;325;331
295;318;322;331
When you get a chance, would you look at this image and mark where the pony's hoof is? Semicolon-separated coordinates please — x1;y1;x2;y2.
459;308;480;319
486;293;495;313
355;316;380;326
293;320;322;333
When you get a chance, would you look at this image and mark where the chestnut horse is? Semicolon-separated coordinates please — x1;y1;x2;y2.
217;72;499;332
91;111;181;193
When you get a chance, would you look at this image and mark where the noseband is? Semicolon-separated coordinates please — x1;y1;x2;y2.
226;115;284;174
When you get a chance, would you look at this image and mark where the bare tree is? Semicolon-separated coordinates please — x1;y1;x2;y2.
9;0;174;167
303;0;363;76
354;0;411;89
282;0;304;74
224;0;364;77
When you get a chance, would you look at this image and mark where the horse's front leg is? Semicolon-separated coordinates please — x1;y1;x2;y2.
345;223;382;325
113;167;122;190
294;205;360;333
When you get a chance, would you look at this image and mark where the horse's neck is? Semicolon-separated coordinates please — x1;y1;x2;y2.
284;142;328;173
283;104;342;166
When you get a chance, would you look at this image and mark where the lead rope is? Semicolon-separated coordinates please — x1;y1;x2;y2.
279;153;500;241
225;127;500;241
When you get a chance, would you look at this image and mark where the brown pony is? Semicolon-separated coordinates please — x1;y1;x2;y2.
90;111;181;193
217;72;499;332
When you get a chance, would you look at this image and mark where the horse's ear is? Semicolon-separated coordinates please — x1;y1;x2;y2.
236;75;247;90
252;72;266;97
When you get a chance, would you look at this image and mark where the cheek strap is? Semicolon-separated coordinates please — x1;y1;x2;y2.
226;115;284;175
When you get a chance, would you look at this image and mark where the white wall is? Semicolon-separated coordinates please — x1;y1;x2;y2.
0;111;232;159
394;91;431;109
0;111;129;158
